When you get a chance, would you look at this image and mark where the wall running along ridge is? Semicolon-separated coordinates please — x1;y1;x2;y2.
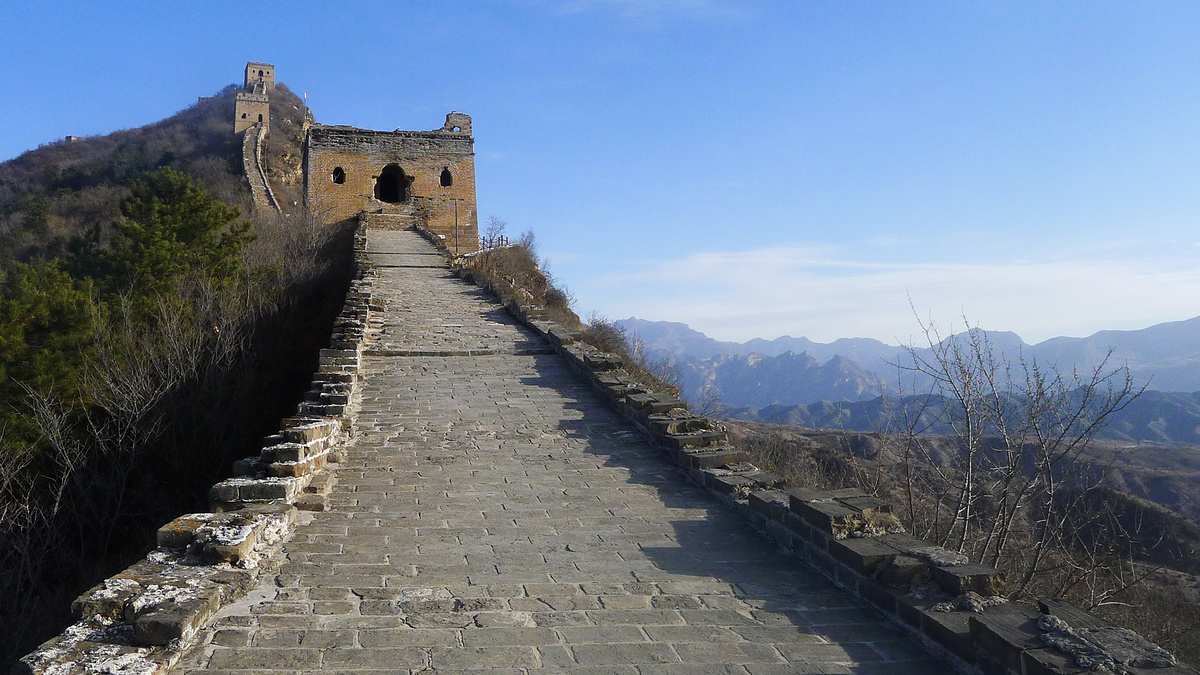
240;125;279;214
13;225;375;675
413;225;1197;675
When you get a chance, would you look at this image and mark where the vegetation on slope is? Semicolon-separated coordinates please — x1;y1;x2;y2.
0;85;350;669
726;423;1200;663
463;217;678;395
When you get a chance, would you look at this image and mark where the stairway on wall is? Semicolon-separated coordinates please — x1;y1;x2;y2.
240;125;280;214
365;209;420;231
173;228;954;674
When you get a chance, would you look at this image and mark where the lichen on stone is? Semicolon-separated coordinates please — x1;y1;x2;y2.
1037;613;1177;672
911;546;969;567
930;591;1006;613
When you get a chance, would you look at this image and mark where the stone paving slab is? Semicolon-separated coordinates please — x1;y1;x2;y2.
176;229;954;673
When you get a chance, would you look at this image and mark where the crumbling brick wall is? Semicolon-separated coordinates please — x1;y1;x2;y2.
304;114;479;253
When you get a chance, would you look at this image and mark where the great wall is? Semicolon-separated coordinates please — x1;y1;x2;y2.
13;63;1196;675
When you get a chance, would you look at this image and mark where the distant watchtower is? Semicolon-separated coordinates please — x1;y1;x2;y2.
244;62;275;92
234;61;273;133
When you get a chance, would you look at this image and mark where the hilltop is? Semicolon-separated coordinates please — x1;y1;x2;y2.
0;83;308;262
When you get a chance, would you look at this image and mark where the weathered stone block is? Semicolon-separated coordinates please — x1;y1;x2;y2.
295;493;328;511
680;448;750;469
134;593;220;646
583;352;623;371
969;603;1045;672
283;423;330;444
789;487;867;503
742;470;785;489
828;536;902;575
792;499;858;534
647;415;711;435
876;554;928;587
269;442;309;463
267;460;309;478
72;578;142;621
837;494;892;513
710;474;757;497
1022;646;1089;675
658;430;727;450
931;562;1005;596
237;477;299;501
1037;598;1107;629
195;514;263;565
209;480;243;503
156;513;215;549
920;606;977;661
747;490;789;520
879;532;936;555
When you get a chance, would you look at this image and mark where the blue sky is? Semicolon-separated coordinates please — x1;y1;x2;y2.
3;1;1200;344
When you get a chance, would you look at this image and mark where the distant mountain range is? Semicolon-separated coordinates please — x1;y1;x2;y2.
617;316;1200;444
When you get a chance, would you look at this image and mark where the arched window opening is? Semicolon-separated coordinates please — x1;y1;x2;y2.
258;69;264;77
375;164;410;203
451;126;461;132
332;167;346;184
241;113;248;119
440;168;453;187
257;114;263;123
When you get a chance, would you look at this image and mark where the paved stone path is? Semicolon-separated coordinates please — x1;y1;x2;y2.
178;230;953;674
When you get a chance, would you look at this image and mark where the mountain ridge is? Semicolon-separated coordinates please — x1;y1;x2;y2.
619;315;1200;407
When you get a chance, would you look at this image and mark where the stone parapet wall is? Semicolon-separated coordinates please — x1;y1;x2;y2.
412;223;1196;675
14;223;375;675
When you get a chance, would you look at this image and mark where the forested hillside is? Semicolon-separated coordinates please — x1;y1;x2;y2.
0;84;350;668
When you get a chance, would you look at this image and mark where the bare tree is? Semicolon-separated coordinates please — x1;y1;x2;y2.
890;312;1143;598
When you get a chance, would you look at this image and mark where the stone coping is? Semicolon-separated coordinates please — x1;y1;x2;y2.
15;223;375;675
412;223;1196;675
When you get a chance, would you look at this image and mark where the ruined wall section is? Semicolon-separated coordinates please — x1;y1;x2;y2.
304;119;479;253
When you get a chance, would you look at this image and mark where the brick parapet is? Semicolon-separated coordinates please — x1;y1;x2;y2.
14;222;375;675
409;223;1196;675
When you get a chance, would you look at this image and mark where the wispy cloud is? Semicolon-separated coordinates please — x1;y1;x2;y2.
568;243;1200;345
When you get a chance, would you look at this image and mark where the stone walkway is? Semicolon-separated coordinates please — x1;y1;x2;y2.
177;230;953;674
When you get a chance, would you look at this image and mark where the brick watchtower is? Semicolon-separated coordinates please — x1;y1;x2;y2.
234;61;272;133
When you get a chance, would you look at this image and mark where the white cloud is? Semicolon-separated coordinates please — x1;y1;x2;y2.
568;243;1200;345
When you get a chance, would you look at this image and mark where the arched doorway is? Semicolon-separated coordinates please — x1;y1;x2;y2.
375;164;410;203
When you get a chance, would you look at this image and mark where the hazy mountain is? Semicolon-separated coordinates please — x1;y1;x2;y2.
618;316;1200;405
724;390;1200;445
680;352;890;409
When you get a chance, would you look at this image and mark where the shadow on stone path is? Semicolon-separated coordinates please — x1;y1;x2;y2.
176;229;954;674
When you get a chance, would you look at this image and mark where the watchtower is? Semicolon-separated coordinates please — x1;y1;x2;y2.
244;62;275;92
304;113;479;253
234;61;273;133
